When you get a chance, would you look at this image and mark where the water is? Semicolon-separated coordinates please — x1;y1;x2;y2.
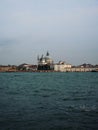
0;72;98;130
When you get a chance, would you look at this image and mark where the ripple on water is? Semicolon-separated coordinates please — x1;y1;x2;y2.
65;104;98;113
0;72;98;130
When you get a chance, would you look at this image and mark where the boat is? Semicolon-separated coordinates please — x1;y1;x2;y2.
91;69;98;72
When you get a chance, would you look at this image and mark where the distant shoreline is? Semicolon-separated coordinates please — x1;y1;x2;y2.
0;68;98;73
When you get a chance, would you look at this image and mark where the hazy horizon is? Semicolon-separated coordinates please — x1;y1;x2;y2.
0;0;98;65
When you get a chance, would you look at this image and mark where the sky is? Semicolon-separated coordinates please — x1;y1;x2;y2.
0;0;98;65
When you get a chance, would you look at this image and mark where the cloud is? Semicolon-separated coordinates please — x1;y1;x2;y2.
0;0;98;65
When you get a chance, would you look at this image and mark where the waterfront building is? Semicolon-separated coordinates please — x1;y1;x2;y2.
54;61;72;72
0;65;17;72
17;64;37;71
37;52;54;70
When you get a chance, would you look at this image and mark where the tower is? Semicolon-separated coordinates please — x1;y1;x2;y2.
46;51;49;56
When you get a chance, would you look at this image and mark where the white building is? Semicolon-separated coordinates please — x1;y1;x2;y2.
54;61;72;72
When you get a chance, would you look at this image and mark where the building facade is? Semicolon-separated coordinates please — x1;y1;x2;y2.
54;61;72;72
37;52;54;70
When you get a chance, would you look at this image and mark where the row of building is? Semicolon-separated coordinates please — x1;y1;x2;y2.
0;51;98;72
16;52;71;72
36;52;98;72
37;51;72;71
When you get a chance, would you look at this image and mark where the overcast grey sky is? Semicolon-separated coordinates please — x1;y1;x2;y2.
0;0;98;65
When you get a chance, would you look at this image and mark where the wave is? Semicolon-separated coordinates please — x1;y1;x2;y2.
66;104;98;112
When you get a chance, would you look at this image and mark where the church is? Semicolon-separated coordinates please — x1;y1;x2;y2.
37;51;54;70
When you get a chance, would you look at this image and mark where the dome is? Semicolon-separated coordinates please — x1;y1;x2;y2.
38;51;53;65
45;56;53;64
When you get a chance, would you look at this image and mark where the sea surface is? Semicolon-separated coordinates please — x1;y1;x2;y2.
0;72;98;130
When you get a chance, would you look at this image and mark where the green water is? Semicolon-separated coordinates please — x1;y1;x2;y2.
0;72;98;130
